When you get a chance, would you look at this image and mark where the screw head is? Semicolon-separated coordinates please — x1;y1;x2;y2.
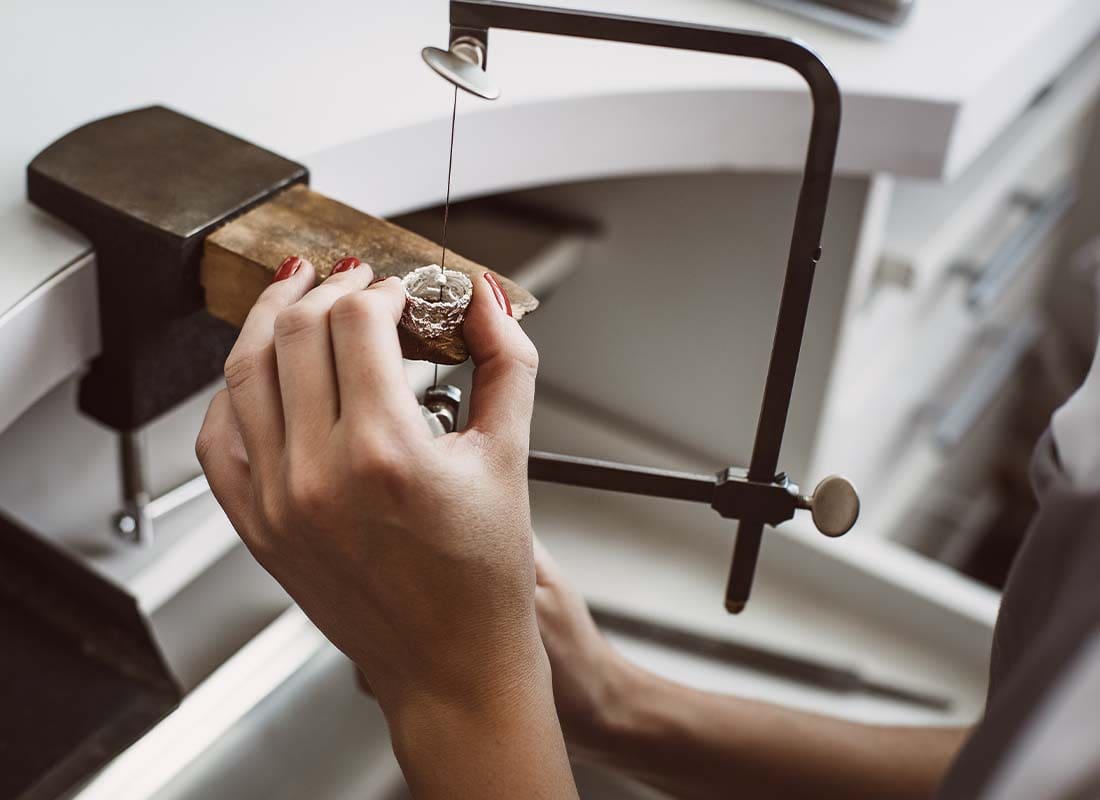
114;512;138;541
809;475;860;538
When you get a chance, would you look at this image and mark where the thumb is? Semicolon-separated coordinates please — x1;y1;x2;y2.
462;272;539;460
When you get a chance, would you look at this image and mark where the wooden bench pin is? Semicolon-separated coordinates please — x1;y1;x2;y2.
202;184;537;364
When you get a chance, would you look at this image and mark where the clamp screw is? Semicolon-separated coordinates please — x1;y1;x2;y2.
424;384;463;434
796;475;860;538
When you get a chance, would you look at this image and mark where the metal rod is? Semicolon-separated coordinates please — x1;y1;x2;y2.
528;452;802;527
529;451;715;503
117;430;154;546
145;474;210;520
115;444;212;544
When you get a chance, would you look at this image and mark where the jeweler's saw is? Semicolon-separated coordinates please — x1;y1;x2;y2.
422;0;857;614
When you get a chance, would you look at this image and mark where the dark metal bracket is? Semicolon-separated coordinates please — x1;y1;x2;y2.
0;512;180;800
529;452;802;528
438;0;847;612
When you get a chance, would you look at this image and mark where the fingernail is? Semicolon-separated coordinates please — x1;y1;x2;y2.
273;256;302;282
483;272;512;316
331;256;361;275
369;275;387;286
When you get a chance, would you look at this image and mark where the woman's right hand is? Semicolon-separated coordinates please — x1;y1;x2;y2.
532;536;637;759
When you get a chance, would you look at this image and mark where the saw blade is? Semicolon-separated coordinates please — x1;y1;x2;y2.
433;85;459;390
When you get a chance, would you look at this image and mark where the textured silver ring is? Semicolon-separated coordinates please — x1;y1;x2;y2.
400;264;473;339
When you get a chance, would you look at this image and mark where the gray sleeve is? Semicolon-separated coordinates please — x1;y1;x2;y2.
981;632;1100;800
1050;354;1100;493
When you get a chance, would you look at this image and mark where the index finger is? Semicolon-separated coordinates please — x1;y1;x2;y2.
222;256;316;474
329;277;425;434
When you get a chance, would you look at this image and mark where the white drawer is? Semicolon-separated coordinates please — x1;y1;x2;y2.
856;301;1048;544
875;38;1100;303
828;40;1100;430
828;200;1068;508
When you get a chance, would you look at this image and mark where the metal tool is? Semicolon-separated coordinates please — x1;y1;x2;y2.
430;83;461;393
423;384;464;435
423;38;501;100
590;604;951;710
423;0;854;613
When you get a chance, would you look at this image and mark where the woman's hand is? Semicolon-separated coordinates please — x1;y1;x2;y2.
348;530;632;758
532;536;635;758
196;255;576;797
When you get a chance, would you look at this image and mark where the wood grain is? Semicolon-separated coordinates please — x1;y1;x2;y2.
201;185;538;364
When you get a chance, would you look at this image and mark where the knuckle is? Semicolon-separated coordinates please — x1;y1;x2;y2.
347;436;413;487
494;345;539;388
273;304;320;343
511;341;540;375
255;486;285;531
195;392;228;466
223;351;254;390
286;471;332;517
193;431;214;468
246;293;284;322
331;291;380;324
239;526;275;562
194;426;217;467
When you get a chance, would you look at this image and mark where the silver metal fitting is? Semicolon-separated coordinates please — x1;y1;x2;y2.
421;37;500;100
793;475;860;538
423;384;463;434
450;35;487;68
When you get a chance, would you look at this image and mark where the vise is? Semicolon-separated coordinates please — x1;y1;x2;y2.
27;105;533;544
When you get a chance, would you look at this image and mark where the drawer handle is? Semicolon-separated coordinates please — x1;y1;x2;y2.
934;316;1043;451
952;180;1077;312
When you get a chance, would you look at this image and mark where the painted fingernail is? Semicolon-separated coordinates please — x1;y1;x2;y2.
273;256;302;282
331;256;361;275
483;272;512;316
369;275;387;286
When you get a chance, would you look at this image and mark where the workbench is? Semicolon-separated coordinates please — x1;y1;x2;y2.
2;0;1100;796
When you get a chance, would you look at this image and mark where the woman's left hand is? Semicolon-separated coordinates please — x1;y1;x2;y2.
196;255;576;797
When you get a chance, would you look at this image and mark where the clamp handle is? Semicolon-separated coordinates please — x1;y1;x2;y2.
795;475;860;538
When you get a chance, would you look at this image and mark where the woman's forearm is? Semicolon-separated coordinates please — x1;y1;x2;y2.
585;660;969;800
386;629;578;799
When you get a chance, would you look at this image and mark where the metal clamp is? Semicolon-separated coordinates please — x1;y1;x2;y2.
114;430;209;545
952;180;1077;312
528;451;859;540
422;35;500;100
430;0;844;613
422;384;463;435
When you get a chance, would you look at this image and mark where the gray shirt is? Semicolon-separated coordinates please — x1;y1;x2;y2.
937;378;1100;797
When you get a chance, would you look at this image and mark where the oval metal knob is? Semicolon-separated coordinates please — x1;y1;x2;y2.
796;475;860;538
422;38;501;100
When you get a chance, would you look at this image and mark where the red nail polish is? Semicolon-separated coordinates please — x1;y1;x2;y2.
483;272;512;316
369;275;387;286
273;256;302;282
331;256;361;275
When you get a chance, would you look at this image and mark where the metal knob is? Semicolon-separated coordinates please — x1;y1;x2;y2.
795;475;860;538
422;37;501;101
